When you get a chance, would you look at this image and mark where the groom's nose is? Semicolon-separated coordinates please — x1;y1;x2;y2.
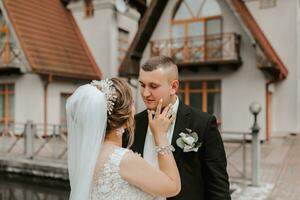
142;87;151;97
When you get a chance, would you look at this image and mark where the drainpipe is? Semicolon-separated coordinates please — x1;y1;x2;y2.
265;78;278;141
43;74;53;137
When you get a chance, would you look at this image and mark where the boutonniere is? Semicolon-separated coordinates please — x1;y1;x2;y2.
176;128;202;152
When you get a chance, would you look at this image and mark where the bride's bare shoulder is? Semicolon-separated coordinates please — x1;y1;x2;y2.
121;150;143;163
120;150;147;171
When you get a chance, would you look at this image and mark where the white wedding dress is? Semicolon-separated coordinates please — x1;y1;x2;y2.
91;147;154;200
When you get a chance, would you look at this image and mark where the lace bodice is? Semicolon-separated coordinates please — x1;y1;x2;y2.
91;148;154;200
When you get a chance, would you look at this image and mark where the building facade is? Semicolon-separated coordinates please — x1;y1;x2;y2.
0;0;101;135
119;0;299;140
0;0;298;140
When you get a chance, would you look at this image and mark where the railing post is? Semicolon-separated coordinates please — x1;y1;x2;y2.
251;124;260;186
24;121;34;159
249;102;262;186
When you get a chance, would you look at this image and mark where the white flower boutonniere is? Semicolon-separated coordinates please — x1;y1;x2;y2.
176;128;202;152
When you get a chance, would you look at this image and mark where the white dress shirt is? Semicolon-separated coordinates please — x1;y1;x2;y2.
143;97;179;200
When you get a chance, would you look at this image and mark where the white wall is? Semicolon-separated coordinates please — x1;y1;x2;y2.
298;0;300;133
246;0;299;135
69;0;139;78
0;74;83;125
47;80;82;125
215;1;266;135
0;74;44;124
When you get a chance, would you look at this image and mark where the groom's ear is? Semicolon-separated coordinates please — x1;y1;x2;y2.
170;80;179;95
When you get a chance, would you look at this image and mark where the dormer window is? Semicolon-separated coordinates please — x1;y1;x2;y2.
171;0;223;62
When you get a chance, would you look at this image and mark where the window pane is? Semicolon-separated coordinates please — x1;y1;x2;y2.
185;0;205;17
8;93;14;119
207;81;221;90
172;25;184;39
206;19;222;60
188;22;203;37
8;84;14;91
60;94;71;125
189;93;202;110
189;81;202;90
201;0;221;17
174;2;192;20
207;92;221;120
206;18;221;35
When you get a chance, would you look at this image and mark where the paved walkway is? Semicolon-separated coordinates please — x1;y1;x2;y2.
228;134;300;200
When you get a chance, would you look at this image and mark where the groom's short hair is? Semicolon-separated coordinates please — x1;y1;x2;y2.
141;56;179;81
141;56;177;72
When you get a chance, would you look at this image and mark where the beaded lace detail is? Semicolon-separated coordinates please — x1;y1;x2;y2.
91;148;154;200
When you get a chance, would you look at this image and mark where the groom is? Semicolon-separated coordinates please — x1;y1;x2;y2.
131;56;231;200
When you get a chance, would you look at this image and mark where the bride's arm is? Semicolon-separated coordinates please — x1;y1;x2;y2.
120;151;180;197
120;100;181;197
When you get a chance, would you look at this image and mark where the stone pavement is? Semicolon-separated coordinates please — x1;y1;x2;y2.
229;134;300;200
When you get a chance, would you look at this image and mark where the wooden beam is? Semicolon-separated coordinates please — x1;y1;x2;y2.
119;0;169;78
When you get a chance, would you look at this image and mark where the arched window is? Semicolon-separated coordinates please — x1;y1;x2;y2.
170;0;222;62
172;0;222;37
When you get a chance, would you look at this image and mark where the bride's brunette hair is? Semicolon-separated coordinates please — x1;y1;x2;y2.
106;78;134;147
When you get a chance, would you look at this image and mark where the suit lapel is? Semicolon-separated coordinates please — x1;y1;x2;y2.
172;101;191;153
132;110;148;156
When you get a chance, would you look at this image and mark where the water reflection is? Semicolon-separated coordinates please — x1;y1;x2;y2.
0;173;70;200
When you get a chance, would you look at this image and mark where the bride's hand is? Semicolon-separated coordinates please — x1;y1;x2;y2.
148;99;176;142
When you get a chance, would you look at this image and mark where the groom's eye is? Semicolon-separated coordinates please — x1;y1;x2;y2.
150;84;159;89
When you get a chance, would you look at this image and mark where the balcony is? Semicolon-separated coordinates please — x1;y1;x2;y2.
150;33;242;70
0;24;22;74
0;41;22;74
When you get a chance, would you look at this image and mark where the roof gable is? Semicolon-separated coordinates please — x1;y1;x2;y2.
119;0;288;80
228;0;288;80
2;0;102;80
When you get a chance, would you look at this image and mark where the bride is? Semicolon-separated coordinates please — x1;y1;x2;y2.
66;78;181;200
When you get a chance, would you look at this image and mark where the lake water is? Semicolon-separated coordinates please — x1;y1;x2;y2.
0;172;70;200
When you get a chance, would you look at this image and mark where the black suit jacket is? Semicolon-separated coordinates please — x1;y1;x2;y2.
126;101;231;200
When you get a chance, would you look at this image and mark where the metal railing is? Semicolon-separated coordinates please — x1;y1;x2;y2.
222;132;251;180
0;122;68;161
222;129;261;186
1;121;261;185
150;33;241;64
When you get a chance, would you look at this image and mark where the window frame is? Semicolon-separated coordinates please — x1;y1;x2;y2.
0;83;15;127
118;28;130;64
178;80;221;123
60;92;72;126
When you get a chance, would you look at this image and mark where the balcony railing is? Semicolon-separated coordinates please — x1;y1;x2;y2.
0;41;21;69
150;33;241;67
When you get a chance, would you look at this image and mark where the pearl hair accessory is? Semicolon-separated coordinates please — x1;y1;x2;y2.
90;79;118;115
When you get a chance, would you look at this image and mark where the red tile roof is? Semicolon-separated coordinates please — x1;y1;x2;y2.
3;0;102;80
231;0;288;80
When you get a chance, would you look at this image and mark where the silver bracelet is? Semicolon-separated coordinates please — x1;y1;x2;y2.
155;144;175;155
